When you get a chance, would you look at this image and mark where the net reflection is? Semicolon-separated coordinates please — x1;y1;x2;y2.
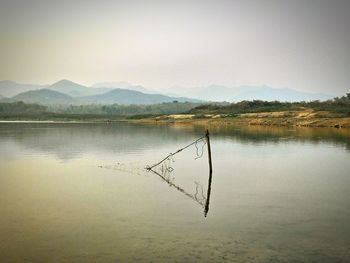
146;131;213;217
147;167;213;217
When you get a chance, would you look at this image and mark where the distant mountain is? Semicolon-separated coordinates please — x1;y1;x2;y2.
49;79;112;97
12;89;75;105
9;83;199;105
93;81;153;93
2;79;335;106
0;80;45;97
0;96;13;103
173;85;334;102
78;88;200;105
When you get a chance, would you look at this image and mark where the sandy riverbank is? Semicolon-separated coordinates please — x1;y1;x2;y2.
130;109;350;128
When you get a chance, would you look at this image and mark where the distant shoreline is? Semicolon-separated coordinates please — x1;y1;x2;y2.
131;116;350;129
1;110;350;128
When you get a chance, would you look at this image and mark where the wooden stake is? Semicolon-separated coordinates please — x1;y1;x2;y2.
205;129;213;174
204;129;213;217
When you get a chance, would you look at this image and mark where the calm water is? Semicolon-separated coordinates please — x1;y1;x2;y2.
0;122;350;262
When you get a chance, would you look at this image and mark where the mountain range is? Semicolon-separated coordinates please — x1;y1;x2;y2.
0;80;199;105
0;80;45;97
49;79;112;97
167;85;335;102
92;81;153;93
0;80;335;105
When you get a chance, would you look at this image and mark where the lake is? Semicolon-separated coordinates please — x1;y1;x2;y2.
0;122;349;262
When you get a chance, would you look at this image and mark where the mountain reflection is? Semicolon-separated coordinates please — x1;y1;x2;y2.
191;124;350;151
0;123;349;161
0;123;200;160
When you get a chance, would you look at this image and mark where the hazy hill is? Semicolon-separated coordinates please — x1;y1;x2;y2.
93;81;153;93
10;84;199;105
13;89;75;105
0;80;45;97
2;79;335;105
173;85;334;102
49;79;112;97
78;88;200;105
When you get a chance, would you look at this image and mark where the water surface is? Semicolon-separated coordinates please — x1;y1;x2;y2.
0;123;349;262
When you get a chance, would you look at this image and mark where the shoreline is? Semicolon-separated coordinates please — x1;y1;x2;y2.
1;117;350;128
130;111;350;129
131;117;350;128
1;110;350;128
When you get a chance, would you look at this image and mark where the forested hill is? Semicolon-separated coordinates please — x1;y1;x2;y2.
0;80;199;105
0;101;200;116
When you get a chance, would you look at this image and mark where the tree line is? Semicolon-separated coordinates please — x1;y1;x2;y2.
0;101;199;116
189;94;350;115
1;94;349;117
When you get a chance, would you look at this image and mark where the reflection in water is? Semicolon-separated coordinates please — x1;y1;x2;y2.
0;122;203;160
1;123;349;161
148;168;208;210
192;124;350;151
99;162;145;176
1;122;350;262
146;132;213;217
204;168;212;217
100;160;213;216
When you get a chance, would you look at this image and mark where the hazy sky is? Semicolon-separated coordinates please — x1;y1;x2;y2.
0;0;349;94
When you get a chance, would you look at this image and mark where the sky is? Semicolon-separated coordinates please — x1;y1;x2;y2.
0;0;349;94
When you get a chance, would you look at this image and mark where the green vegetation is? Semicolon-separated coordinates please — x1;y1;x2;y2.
0;101;47;114
0;101;200;120
304;94;350;114
190;100;296;114
50;101;199;115
1;94;349;121
190;94;350;116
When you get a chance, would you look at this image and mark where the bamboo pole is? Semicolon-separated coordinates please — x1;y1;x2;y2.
204;129;213;217
205;129;213;174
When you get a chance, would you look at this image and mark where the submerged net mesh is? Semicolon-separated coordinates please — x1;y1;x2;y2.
99;132;211;215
